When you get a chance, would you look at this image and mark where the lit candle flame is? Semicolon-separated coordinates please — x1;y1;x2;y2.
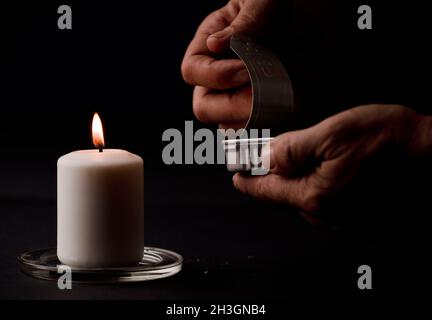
92;113;105;151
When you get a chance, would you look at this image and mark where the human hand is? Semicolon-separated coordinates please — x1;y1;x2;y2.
233;104;424;219
181;0;277;129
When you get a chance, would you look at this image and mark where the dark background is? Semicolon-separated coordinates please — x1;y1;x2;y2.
0;0;430;300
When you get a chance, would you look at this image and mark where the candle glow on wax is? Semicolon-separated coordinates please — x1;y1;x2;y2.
57;113;144;268
92;113;105;152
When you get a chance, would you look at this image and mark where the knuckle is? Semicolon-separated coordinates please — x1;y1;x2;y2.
208;10;225;23
233;12;257;29
238;13;254;25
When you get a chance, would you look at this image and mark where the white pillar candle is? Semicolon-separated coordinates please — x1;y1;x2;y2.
57;114;144;268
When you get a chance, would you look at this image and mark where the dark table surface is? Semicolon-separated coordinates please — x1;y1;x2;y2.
0;149;381;300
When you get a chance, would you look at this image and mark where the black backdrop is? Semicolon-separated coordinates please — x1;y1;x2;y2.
1;0;430;300
2;0;430;159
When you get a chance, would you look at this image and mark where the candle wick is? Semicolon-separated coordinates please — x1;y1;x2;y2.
99;147;103;153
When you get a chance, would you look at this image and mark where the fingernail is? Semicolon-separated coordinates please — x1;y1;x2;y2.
232;173;239;187
210;27;233;40
233;69;249;83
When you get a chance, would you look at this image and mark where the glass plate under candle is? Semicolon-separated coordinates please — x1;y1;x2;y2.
18;247;183;284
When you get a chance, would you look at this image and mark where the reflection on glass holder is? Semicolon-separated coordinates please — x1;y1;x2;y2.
18;247;183;284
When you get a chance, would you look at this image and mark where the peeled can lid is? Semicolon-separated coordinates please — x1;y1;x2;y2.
230;34;297;134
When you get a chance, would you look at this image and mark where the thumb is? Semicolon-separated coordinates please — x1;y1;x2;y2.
207;13;259;53
262;128;320;177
